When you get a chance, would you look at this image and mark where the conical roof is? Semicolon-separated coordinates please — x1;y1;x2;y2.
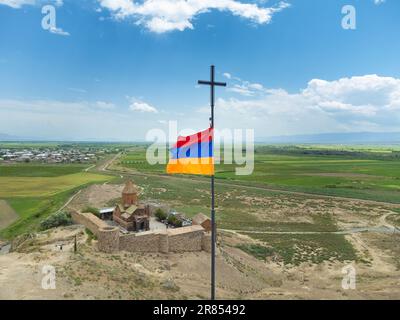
122;180;138;194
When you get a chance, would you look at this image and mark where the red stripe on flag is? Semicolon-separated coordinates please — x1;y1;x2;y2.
174;127;213;148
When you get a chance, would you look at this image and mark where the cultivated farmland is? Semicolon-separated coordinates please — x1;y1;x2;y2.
0;163;113;238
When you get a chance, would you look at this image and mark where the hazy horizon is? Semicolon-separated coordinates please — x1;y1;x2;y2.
2;131;400;145
1;1;400;141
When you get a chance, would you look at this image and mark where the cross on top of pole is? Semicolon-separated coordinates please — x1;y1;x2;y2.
198;65;226;129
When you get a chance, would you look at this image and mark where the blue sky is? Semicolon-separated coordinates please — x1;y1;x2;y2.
0;0;399;141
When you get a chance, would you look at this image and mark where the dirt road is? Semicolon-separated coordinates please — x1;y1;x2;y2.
102;153;400;209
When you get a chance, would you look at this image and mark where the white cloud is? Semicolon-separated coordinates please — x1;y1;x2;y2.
96;101;116;109
0;0;34;8
0;99;159;141
199;74;400;136
98;0;290;33
2;75;400;141
49;26;70;36
226;73;267;96
374;0;385;5
1;0;69;35
0;0;62;8
129;100;158;113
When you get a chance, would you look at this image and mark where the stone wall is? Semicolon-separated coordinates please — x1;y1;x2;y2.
119;231;162;253
201;232;212;253
167;225;204;252
71;211;208;254
71;211;107;236
158;232;169;253
98;226;120;253
118;226;205;253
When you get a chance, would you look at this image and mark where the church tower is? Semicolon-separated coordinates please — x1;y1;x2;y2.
122;180;138;208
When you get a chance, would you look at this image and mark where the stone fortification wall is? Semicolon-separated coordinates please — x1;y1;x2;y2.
72;211;208;253
71;211;107;236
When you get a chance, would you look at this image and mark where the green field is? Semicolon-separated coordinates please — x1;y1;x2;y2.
0;164;88;177
0;164;113;239
115;144;400;265
238;233;358;266
0;172;112;197
2;143;399;266
107;170;375;265
119;145;400;203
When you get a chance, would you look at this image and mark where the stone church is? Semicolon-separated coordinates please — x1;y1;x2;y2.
113;180;150;232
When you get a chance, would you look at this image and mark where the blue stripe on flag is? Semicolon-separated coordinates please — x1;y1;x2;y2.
170;141;213;159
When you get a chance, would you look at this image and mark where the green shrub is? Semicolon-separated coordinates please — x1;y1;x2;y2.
85;228;97;244
167;214;182;227
175;219;183;227
40;211;72;230
167;214;177;225
155;208;167;221
236;244;274;261
83;206;100;218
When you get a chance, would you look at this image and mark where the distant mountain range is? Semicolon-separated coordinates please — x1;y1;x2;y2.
0;133;121;143
0;133;28;141
257;132;400;144
1;132;400;144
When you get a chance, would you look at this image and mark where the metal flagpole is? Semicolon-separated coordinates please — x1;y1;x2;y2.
198;65;226;300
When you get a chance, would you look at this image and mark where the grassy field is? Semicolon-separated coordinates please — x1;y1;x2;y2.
118;145;400;203
0;164;114;239
115;144;400;265
1;190;76;239
2;143;399;266
103;171;378;265
237;233;358;266
0;172;113;197
0;200;18;230
0;164;88;177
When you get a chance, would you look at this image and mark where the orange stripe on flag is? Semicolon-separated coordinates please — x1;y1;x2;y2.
166;157;214;176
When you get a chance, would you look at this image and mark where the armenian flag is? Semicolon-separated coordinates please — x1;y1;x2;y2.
166;127;214;175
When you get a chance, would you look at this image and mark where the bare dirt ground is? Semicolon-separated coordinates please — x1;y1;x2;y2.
67;184;124;211
0;199;18;230
235;194;396;230
1;179;399;300
0;225;399;300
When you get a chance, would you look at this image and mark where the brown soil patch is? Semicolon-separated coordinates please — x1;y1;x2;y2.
0;200;18;230
67;184;124;211
1;226;399;300
232;194;388;229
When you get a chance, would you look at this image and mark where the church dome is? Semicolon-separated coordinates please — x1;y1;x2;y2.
122;180;138;194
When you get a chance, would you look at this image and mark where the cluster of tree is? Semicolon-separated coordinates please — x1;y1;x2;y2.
40;211;72;230
167;215;183;228
83;206;101;218
154;209;183;227
155;208;167;221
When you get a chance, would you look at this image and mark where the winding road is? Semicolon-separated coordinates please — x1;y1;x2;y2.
101;152;400;209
